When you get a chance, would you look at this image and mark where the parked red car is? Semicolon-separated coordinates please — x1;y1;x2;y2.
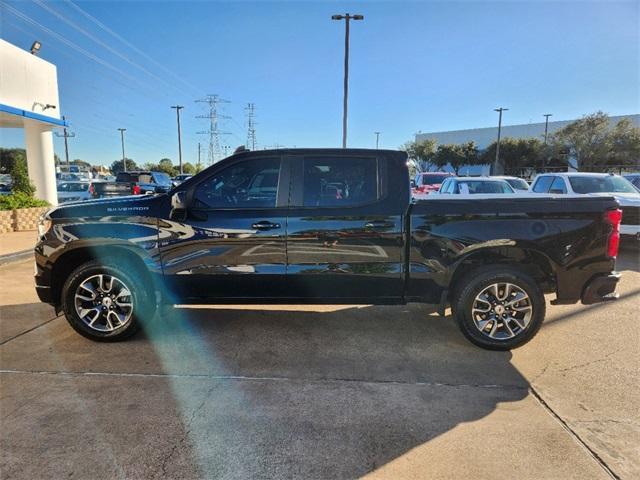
412;172;453;195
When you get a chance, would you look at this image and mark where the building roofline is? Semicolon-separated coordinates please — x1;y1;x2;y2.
0;103;67;127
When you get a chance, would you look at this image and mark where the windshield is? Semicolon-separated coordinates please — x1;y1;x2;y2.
58;183;89;192
568;176;637;194
504;178;529;190
420;174;450;185
459;180;514;194
153;172;172;185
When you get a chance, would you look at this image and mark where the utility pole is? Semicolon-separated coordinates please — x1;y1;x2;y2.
197;142;201;171
196;94;231;165
374;131;381;149
54;115;75;167
543;113;553;144
171;105;184;174
331;13;364;148
245;103;257;150
117;128;127;173
493;107;508;175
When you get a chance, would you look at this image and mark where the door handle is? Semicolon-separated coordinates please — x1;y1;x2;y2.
364;221;393;229
251;221;281;230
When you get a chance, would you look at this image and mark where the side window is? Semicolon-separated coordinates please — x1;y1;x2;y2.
193;157;280;209
439;179;450;193
302;157;378;207
532;176;553;193
549;177;567;194
446;180;456;194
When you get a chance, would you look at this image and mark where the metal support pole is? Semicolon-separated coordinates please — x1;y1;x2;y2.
171;105;184;174
118;128;127;173
493;108;508;175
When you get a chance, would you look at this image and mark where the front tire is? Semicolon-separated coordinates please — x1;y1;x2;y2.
61;260;153;341
452;266;546;350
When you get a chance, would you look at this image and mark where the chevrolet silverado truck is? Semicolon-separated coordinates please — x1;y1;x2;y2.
34;149;622;350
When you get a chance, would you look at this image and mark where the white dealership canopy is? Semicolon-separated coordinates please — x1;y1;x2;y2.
1;39;66;205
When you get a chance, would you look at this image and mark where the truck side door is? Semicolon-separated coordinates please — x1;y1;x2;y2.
158;155;289;301
285;152;405;302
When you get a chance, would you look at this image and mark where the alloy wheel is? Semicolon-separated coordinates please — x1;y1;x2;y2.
471;282;533;340
74;274;133;332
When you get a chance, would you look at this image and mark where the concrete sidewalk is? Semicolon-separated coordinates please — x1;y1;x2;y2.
0;230;37;257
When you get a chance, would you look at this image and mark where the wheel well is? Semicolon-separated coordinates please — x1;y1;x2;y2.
50;246;154;306
449;247;555;299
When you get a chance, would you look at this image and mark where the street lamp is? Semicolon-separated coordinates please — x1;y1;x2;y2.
331;13;364;148
171;105;184;174
117;128;127;173
30;40;41;55
493;107;508;174
543;113;553;144
374;131;381;149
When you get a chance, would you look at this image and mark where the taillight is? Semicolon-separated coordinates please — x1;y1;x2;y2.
132;185;140;195
605;209;622;258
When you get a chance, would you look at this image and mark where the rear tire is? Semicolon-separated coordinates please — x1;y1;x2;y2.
61;260;155;342
452;266;546;350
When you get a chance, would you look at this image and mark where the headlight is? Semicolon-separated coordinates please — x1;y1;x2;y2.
37;216;52;237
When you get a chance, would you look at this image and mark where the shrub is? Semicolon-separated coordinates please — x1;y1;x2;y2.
0;192;50;211
10;158;36;196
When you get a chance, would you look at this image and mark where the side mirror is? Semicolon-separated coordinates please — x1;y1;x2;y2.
170;191;187;221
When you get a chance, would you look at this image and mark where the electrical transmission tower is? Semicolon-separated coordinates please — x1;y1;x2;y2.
195;94;231;165
245;103;257;150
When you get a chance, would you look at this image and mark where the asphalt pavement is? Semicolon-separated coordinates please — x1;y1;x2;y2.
1;248;638;479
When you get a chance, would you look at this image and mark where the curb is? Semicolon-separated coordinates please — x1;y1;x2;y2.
0;249;32;266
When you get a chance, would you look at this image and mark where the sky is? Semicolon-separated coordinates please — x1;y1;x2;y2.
1;0;638;167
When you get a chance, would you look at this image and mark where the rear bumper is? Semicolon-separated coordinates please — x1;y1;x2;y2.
581;272;621;305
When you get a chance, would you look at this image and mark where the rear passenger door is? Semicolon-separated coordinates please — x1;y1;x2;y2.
285;153;405;302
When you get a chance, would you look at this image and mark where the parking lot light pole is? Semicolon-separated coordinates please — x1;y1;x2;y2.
332;13;364;148
171;105;184;174
374;131;381;149
493;107;508;174
543;113;553;144
118;128;127;173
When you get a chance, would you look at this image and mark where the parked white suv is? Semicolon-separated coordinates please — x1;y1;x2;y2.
530;172;640;240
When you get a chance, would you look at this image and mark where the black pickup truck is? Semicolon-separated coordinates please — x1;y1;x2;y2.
34;149;622;350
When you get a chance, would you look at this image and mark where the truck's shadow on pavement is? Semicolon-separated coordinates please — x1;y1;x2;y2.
125;303;530;478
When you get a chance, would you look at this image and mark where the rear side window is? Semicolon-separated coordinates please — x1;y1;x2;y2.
549;177;567;193
302;157;378;207
116;173;134;183
532;176;553;193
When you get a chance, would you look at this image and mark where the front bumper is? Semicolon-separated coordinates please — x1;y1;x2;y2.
581;272;621;305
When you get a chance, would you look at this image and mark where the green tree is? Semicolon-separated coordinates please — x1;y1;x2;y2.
110;158;137;174
0;148;35;195
550;111;611;169
402;138;437;172
182;162;196;175
481;138;546;174
157;158;177;176
606;118;640;169
433;142;479;175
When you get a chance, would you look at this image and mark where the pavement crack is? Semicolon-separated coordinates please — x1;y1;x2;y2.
0;368;528;391
557;349;622;374
0;315;61;346
157;384;214;478
529;386;620;480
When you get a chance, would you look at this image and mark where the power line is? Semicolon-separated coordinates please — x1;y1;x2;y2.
195;95;232;165
63;0;204;97
33;0;178;96
245;103;257;150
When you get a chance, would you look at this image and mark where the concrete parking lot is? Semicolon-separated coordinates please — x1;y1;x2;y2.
1;248;638;479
